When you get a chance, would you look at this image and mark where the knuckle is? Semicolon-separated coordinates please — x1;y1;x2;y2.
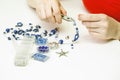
99;14;108;20
103;21;109;28
53;10;60;15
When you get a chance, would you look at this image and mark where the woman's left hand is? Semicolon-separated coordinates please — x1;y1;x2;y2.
78;14;120;40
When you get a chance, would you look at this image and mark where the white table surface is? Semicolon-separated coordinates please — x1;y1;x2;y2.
0;0;120;80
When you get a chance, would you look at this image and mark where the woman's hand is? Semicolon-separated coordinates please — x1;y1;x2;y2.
27;0;67;23
78;14;120;40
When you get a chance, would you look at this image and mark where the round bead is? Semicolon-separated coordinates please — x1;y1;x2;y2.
59;39;64;44
17;22;23;27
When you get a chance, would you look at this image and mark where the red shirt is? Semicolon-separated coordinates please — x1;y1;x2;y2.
82;0;120;22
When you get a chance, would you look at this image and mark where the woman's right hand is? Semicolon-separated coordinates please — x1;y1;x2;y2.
27;0;67;23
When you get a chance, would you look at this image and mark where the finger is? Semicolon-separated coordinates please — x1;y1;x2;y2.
48;16;56;23
78;14;106;22
82;21;100;28
60;5;67;15
40;5;47;19
36;6;47;20
89;28;109;39
36;9;50;23
88;28;100;33
45;3;56;23
54;13;62;24
89;31;103;39
51;1;62;23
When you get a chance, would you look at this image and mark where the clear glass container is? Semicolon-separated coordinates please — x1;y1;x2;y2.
12;36;35;66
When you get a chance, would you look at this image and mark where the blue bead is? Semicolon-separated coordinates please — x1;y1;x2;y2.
8;37;11;40
49;28;58;36
13;30;18;34
15;37;19;40
26;29;32;32
25;33;30;36
43;30;48;36
3;32;6;34
49;33;52;36
10;28;13;30
35;25;41;29
31;34;35;36
71;44;73;46
18;30;24;35
38;46;49;53
36;38;47;45
75;28;78;30
51;30;56;34
73;33;79;41
33;29;39;32
17;22;23;27
12;34;16;38
71;44;74;49
6;28;10;33
35;34;42;39
59;39;64;44
29;23;32;25
73;22;77;26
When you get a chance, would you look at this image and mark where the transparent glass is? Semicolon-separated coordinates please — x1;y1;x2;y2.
12;36;35;66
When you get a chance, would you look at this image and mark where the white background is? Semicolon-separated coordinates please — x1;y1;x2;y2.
0;0;120;80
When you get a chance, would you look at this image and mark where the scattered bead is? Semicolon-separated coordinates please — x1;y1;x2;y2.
35;25;41;29
75;27;78;30
33;29;39;32
6;28;10;33
13;30;18;34
36;38;47;45
8;37;11;40
26;29;32;32
59;39;64;44
25;33;30;36
17;30;24;35
49;28;58;36
29;23;32;25
10;28;13;30
71;44;74;49
16;22;23;27
43;30;48;36
73;33;79;42
3;32;6;34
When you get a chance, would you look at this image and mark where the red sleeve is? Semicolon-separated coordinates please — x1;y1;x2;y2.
82;0;120;22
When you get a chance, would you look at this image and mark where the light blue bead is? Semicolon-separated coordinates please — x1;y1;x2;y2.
32;53;49;62
36;38;47;45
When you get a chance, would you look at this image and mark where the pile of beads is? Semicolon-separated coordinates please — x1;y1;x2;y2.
3;15;80;66
4;15;80;43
